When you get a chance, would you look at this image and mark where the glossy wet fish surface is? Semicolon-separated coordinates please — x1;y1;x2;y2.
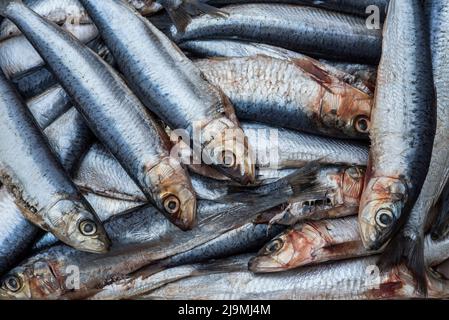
0;0;447;301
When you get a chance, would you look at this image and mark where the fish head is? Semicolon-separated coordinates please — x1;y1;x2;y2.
0;260;62;300
46;199;110;253
320;86;372;139
358;177;406;250
147;157;197;230
202;118;256;185
249;224;324;272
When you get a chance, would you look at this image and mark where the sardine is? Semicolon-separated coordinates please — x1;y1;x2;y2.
377;0;449;295
79;0;255;184
0;69;109;253
0;0;197;230
0;167;317;299
154;4;382;63
195;56;373;139
421;0;449;241
206;0;389;19
181;40;375;95
138;254;449;300
358;0;435;261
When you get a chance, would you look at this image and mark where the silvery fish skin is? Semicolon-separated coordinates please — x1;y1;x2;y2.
1;1;197;231
0;24;98;78
423;0;449;241
182;40;375;95
358;0;435;252
26;85;72;129
196;56;373;139
0;0;160;40
269;165;365;226
206;0;389;18
139;254;449;300
158;4;382;63
0;187;40;276
11;67;55;99
0;70;109;254
79;0;255;184
43;108;94;174
241;122;368;168
249;217;371;272
378;0;449;295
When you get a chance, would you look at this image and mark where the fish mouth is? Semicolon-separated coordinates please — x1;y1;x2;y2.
358;217;383;251
247;256;284;273
164;195;197;231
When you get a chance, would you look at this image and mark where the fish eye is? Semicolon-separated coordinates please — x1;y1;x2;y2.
263;239;284;255
375;209;394;228
163;195;181;214
3;275;22;293
79;220;98;236
354;116;370;133
221;151;236;168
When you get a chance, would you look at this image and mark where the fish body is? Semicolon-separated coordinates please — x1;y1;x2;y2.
358;0;435;255
196;56;373;139
26;85;72;129
79;0;255;184
0;187;40;276
0;0;197;230
0;69;109;253
157;4;382;63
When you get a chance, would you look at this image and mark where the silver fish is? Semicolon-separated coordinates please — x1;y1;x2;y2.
422;0;449;241
79;0;255;184
139;254;449;300
0;0;197;230
358;0;435;266
0;69;109;253
195;56;373;139
155;4;382;63
182;40;375;95
377;0;449;296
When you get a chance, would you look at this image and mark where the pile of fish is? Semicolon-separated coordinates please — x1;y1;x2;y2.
0;0;449;300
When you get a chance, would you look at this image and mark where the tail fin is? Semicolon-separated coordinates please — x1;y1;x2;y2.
0;0;22;16
378;232;427;296
222;161;322;204
161;0;227;32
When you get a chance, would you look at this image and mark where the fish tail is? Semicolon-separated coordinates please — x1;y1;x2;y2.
378;232;427;296
162;0;227;32
223;161;322;204
0;0;22;15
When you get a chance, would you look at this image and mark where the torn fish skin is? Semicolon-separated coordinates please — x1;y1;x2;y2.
78;0;255;184
195;56;373;140
0;0;198;231
358;0;435;259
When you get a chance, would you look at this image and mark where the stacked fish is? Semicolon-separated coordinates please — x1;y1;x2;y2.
0;0;448;300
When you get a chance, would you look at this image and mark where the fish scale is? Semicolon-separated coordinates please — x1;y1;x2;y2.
196;56;372;139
